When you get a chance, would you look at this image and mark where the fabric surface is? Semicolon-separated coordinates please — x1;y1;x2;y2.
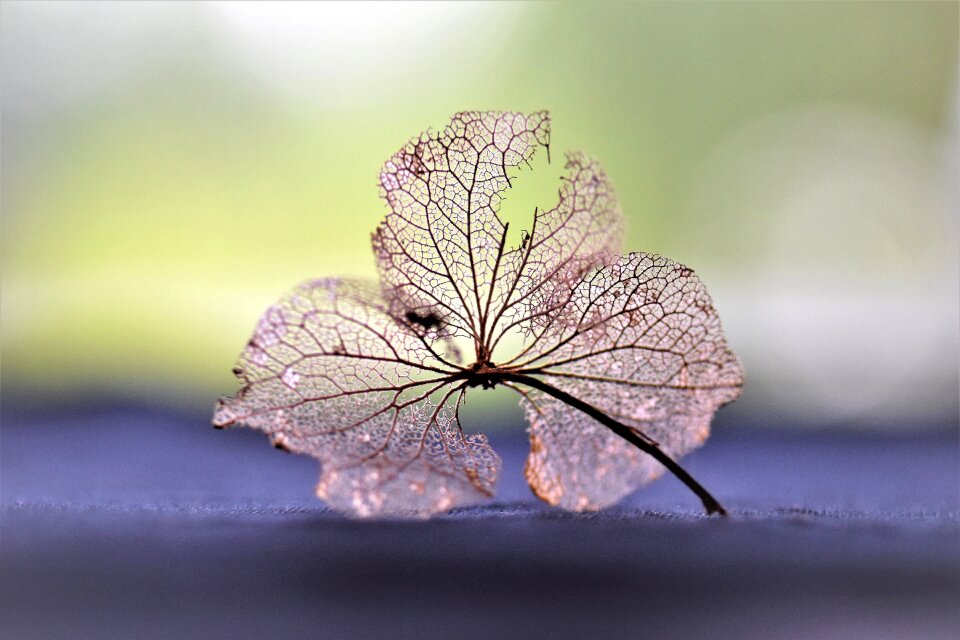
1;405;958;639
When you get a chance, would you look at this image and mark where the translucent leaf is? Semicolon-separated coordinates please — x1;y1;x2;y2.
214;279;500;517
487;151;624;353
216;111;743;517
372;110;550;344
510;253;743;510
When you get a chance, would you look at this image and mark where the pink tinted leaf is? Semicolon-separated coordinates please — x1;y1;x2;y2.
487;151;624;352
217;110;743;517
213;279;500;517
512;253;743;510
372;111;550;345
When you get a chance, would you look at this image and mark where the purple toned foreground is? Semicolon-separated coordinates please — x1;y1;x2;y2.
2;405;958;640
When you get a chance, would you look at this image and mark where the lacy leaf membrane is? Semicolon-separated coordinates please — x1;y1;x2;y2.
214;279;500;517
216;111;742;517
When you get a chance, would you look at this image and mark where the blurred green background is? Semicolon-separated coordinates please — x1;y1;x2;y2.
2;1;957;427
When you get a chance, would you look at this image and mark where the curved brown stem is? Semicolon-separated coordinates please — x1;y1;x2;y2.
501;372;727;516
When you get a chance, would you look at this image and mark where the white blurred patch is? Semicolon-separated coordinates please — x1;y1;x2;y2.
2;1;528;114
213;1;527;107
1;1;195;117
684;104;959;424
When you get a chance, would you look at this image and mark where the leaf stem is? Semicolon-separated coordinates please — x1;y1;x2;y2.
501;372;727;516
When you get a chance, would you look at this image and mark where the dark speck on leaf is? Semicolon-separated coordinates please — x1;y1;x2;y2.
405;310;443;331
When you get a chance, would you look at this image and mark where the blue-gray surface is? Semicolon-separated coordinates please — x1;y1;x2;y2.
1;405;958;640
